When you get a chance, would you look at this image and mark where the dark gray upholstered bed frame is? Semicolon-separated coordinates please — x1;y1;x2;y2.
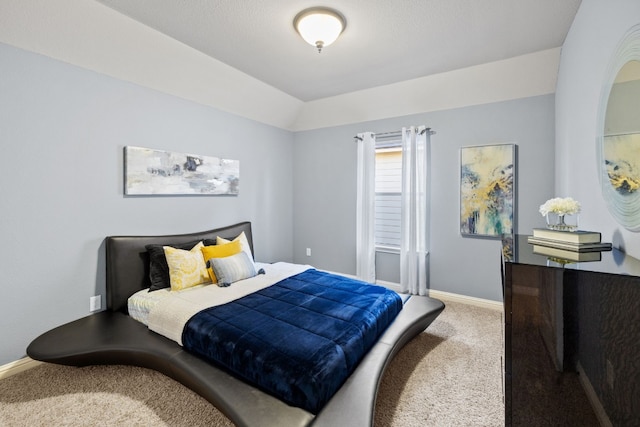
27;221;445;427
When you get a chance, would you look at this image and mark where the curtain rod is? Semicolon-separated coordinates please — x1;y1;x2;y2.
353;127;435;141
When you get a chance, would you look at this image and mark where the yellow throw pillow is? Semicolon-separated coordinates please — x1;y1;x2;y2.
217;231;253;260
163;242;210;291
201;240;242;284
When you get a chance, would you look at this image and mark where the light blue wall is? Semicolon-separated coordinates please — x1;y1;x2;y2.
293;94;556;301
0;40;557;366
13;0;631;366
555;0;640;256
0;43;294;365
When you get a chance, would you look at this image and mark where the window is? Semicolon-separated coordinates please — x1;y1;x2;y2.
375;140;402;250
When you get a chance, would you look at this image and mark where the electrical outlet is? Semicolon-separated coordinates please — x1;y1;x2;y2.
90;295;101;312
306;248;311;257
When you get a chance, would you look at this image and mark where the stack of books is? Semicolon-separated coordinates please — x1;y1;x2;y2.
527;228;612;262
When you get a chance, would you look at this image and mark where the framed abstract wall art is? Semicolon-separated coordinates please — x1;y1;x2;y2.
124;146;239;195
460;143;516;237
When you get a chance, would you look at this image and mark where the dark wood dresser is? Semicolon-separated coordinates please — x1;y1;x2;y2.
502;235;640;426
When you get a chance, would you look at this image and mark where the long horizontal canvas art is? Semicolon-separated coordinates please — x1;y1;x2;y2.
460;144;515;237
124;146;239;195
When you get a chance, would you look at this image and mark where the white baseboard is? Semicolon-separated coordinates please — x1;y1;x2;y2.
374;279;503;311
428;289;503;311
324;271;502;311
0;357;42;380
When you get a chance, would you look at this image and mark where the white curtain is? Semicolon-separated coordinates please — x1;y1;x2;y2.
400;126;430;295
355;132;376;283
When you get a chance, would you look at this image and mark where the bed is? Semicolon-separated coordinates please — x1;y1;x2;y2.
27;221;444;427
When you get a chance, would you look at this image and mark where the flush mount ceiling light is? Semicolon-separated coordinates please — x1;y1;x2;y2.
294;7;346;53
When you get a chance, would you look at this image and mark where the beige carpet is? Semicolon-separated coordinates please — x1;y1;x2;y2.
0;301;503;426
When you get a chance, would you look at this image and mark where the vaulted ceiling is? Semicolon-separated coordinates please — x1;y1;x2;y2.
97;0;582;102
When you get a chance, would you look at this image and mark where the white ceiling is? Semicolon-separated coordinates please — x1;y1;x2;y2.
96;0;582;102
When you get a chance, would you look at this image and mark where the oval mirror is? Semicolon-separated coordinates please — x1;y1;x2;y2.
598;25;640;231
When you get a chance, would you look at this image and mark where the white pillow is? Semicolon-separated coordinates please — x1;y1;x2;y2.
217;231;253;260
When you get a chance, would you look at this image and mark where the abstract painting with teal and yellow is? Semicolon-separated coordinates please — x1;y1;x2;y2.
460;144;515;237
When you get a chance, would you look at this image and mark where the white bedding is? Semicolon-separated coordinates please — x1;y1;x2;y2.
128;262;311;345
128;286;171;325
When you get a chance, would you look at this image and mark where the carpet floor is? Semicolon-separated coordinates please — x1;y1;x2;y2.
0;300;504;426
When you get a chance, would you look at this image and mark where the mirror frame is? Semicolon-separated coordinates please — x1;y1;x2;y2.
597;24;640;231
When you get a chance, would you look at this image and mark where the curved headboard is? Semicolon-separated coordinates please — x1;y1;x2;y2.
105;222;253;313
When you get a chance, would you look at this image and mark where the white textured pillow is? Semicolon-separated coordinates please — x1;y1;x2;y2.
163;242;210;291
217;231;253;260
209;251;257;287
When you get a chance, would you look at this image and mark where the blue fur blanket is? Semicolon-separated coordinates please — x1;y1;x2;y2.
182;268;402;413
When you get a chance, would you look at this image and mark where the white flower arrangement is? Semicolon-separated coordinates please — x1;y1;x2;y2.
539;197;581;217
